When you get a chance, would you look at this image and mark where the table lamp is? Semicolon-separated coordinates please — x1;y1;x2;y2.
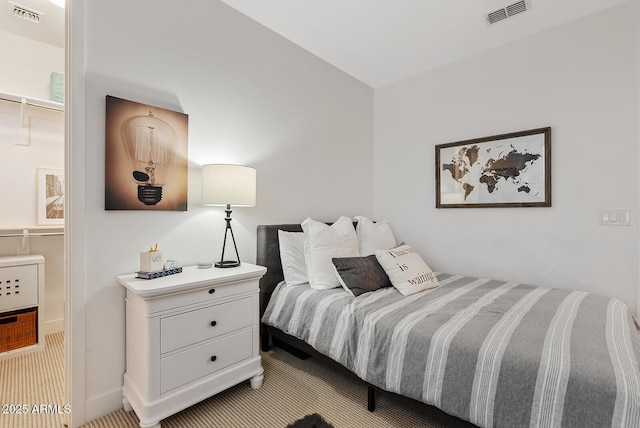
202;164;256;268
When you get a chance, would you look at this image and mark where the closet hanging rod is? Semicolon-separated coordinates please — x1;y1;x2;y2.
0;91;64;112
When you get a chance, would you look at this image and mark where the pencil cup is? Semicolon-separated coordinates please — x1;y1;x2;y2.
140;251;163;273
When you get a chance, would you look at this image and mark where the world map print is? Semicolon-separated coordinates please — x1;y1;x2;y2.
438;135;547;205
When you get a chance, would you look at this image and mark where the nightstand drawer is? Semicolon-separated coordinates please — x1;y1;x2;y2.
160;297;252;354
151;279;256;313
160;328;252;394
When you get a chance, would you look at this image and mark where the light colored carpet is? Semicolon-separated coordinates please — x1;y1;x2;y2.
0;332;470;427
0;332;66;428
84;346;471;428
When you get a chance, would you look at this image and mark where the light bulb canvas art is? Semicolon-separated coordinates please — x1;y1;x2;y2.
105;96;188;210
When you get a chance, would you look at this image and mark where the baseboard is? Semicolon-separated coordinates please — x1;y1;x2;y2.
85;387;124;424
0;342;45;361
45;318;64;335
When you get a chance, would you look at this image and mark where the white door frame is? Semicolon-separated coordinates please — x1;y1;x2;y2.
64;1;87;426
637;25;640;318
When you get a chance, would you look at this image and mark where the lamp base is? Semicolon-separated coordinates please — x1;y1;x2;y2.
214;205;242;269
215;260;241;268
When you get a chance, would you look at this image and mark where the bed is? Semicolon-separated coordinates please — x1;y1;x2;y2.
257;223;640;428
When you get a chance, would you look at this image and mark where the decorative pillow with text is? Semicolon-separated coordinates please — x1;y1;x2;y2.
375;244;439;296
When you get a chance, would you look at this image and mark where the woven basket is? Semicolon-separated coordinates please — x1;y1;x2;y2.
0;307;37;353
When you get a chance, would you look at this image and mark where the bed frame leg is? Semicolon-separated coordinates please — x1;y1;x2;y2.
368;386;376;412
261;332;270;352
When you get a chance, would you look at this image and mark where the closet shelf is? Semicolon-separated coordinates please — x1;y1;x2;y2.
0;91;64;112
0;226;64;238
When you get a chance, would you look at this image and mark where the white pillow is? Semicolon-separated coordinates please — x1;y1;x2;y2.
355;216;397;256
301;216;360;290
278;230;308;285
375;244;439;296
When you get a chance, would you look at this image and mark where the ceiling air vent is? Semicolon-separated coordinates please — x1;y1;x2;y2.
487;9;508;24
487;0;530;25
8;2;44;24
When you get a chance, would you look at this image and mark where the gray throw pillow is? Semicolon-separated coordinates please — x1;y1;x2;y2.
331;255;392;297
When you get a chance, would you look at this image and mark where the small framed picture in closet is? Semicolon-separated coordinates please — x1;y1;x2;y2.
36;168;64;226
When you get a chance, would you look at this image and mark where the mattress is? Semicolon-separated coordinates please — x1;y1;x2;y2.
262;273;640;428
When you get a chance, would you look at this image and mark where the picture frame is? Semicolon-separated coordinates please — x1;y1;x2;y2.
37;168;64;225
105;95;189;211
435;127;551;208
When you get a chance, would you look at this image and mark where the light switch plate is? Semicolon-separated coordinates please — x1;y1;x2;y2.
599;210;630;226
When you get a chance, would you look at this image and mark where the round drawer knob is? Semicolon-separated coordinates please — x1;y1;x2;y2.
210;355;217;362
210;321;217;327
208;288;216;294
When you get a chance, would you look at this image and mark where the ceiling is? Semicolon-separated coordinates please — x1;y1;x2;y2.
219;0;627;87
0;0;64;48
0;0;627;87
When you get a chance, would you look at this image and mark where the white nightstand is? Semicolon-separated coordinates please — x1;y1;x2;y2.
117;263;267;428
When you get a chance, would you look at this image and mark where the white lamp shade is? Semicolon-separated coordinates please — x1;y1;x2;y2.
202;164;256;207
50;0;65;7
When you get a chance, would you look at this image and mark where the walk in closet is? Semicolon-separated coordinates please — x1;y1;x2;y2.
0;1;66;425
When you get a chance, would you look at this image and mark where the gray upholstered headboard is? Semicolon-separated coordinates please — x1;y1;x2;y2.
256;224;303;316
256;221;360;317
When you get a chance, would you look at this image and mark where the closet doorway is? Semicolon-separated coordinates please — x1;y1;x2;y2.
0;1;66;427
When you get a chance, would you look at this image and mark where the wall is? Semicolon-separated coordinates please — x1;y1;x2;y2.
0;31;65;334
0;30;65;101
78;0;373;421
374;3;639;312
0;100;64;227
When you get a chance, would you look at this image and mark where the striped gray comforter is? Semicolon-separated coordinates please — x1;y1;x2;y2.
262;274;640;428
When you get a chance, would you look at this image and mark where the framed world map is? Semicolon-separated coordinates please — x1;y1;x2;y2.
436;127;551;208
